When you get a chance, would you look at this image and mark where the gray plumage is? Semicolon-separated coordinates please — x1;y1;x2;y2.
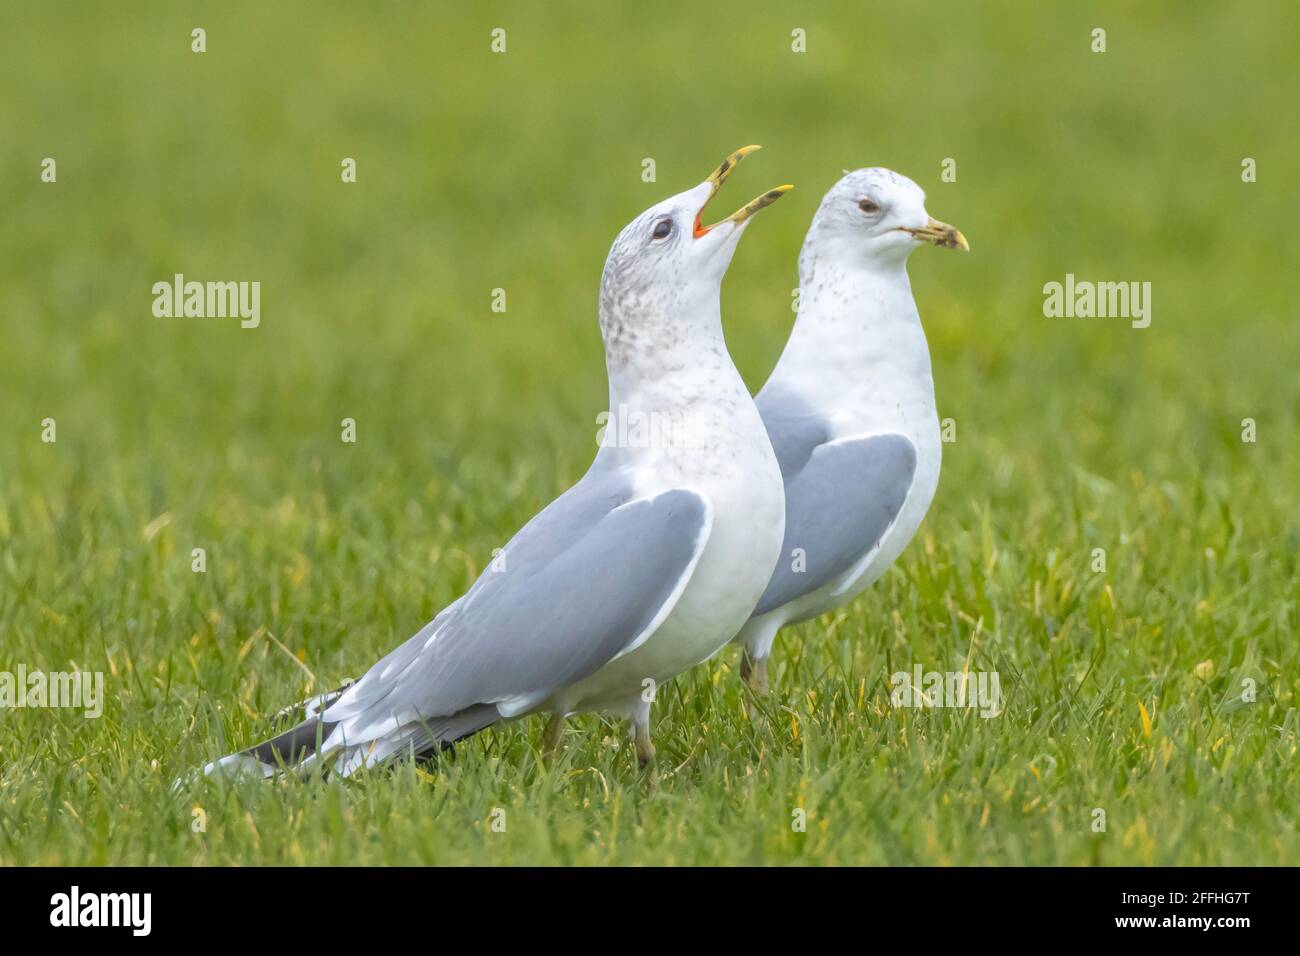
321;480;710;742
753;389;916;615
732;166;964;690
197;149;791;782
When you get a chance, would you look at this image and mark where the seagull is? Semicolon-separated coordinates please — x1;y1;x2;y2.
732;168;967;695
201;148;792;779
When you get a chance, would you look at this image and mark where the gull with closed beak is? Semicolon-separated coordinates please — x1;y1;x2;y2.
200;148;791;778
732;168;968;695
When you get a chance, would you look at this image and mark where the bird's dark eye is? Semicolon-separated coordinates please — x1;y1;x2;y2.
859;198;881;214
651;218;673;240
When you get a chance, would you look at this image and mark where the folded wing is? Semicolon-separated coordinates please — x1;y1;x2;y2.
320;477;713;753
755;426;915;616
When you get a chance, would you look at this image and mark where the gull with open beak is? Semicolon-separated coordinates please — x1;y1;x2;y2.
730;167;968;695
198;148;791;779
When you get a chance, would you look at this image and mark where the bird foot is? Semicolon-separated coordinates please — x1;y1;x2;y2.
541;713;565;765
634;730;656;771
741;652;770;697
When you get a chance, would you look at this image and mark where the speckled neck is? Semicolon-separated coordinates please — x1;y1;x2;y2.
600;281;736;410
769;244;937;436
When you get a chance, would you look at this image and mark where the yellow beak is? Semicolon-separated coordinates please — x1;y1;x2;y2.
695;145;793;237
903;217;970;251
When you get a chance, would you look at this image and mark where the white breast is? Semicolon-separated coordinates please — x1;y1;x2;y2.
760;262;942;625
557;363;786;714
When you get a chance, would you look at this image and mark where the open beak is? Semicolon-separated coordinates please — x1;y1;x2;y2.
902;217;970;251
693;145;793;238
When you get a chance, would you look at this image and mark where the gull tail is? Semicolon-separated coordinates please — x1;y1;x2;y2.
201;713;336;781
197;685;501;782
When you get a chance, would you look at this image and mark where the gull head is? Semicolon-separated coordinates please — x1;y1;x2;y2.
804;168;968;269
600;146;792;329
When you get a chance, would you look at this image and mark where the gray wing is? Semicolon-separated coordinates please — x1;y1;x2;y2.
754;399;916;615
322;473;712;740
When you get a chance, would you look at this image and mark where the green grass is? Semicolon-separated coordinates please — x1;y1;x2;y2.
1;0;1297;865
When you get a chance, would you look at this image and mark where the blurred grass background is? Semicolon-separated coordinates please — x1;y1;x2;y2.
0;0;1296;864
